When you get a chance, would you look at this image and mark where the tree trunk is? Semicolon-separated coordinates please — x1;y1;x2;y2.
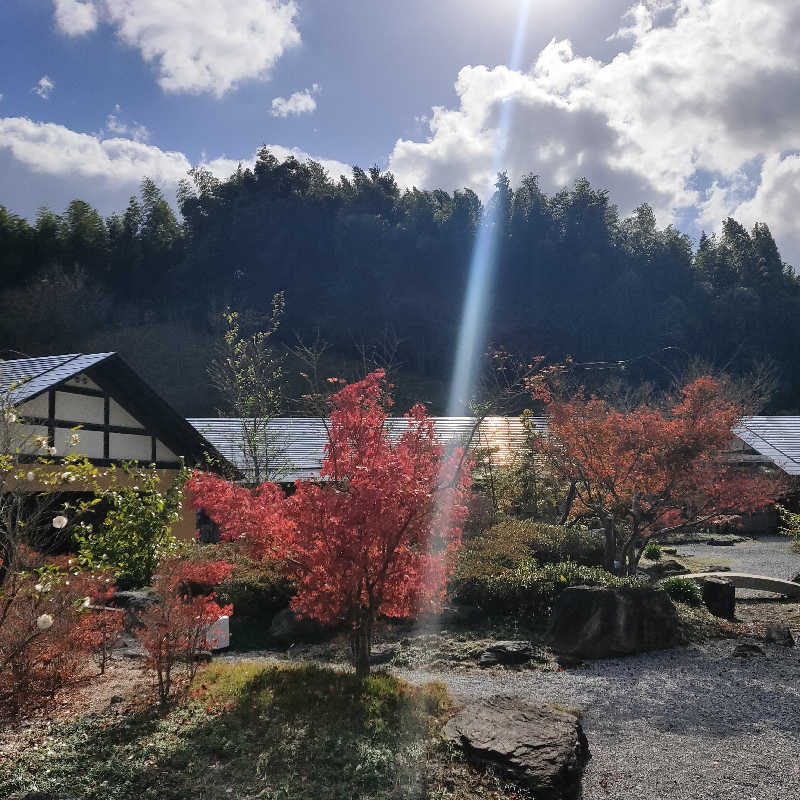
355;626;370;679
351;615;372;679
604;520;616;572
559;481;577;525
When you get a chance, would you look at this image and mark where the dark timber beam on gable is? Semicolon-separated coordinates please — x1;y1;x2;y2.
25;416;149;437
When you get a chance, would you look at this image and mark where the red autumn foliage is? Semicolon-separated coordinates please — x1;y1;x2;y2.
188;370;472;676
536;376;784;573
137;556;233;708
0;548;122;717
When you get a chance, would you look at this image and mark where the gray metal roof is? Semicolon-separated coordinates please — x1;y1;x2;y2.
0;353;114;405
188;415;543;482
732;416;800;475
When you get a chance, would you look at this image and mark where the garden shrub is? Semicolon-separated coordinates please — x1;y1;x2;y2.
0;548;122;718
453;519;605;586
214;545;294;618
137;555;234;708
451;559;644;617
75;463;189;588
643;542;662;561
661;576;702;606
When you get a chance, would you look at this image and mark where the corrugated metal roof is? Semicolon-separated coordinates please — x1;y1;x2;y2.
0;353;114;405
188;415;544;482
732;416;800;475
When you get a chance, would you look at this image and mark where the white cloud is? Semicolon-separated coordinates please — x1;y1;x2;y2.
32;76;55;100
388;0;800;263
52;0;98;36
0;116;351;218
271;84;320;117
105;113;150;142
51;0;301;96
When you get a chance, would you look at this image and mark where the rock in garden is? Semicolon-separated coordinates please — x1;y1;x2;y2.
765;625;795;647
443;695;590;800
702;576;735;619
706;537;736;546
732;642;766;657
548;585;683;659
477;640;537;667
369;643;401;665
268;608;327;645
641;559;690;579
661;547;678;555
109;588;159;631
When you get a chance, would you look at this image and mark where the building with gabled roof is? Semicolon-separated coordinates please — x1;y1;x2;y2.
1;352;237;539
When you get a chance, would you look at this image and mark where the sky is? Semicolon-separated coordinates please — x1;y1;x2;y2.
1;0;800;264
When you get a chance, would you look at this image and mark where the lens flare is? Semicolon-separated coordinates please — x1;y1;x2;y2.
447;0;532;416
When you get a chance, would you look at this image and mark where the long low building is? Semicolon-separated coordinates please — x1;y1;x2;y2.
187;415;545;483
3;352;797;540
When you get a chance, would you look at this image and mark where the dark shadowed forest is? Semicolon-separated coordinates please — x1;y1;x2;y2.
1;148;798;415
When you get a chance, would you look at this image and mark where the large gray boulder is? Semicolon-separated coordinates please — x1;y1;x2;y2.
443;695;590;800
548;585;683;659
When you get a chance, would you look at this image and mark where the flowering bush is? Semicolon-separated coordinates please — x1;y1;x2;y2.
0;548;122;718
137;555;233;708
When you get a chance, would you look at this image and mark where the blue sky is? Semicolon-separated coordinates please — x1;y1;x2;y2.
2;0;800;263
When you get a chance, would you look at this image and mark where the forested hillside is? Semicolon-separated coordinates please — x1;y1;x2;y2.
1;147;798;415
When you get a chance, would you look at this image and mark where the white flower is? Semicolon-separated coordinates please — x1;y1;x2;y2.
67;558;73;565
67;474;76;483
25;471;34;482
36;614;53;631
69;433;80;446
34;583;43;592
48;446;58;456
4;411;17;424
52;515;68;529
82;596;91;608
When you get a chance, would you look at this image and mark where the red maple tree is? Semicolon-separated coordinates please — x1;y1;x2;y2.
536;376;783;574
188;370;471;676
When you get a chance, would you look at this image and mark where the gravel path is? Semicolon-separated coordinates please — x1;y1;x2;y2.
396;640;800;800
675;535;800;597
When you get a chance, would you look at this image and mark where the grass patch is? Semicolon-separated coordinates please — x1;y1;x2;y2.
676;602;739;642
0;662;519;800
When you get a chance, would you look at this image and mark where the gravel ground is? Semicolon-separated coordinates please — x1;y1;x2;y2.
674;535;800;597
396;639;800;800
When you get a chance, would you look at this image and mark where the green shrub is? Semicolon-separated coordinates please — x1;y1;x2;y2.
661;576;702;606
214;547;294;618
75;463;189;589
454;519;605;586
451;559;644;617
643;542;662;561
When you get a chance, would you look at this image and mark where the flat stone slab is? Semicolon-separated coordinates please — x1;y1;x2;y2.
680;572;800;597
443;695;590;799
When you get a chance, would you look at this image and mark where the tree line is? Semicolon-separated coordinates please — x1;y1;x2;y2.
1;147;798;414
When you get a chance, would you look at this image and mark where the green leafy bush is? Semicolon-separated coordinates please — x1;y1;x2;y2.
643;542;662;561
215;549;294;618
75;463;189;589
451;559;644;617
454;519;605;585
661;576;702;606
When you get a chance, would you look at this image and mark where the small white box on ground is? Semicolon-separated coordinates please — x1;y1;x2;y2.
205;615;230;650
